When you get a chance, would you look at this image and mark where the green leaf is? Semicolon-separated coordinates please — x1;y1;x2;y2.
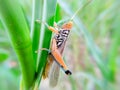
0;0;35;89
31;0;43;68
33;0;57;88
108;12;120;81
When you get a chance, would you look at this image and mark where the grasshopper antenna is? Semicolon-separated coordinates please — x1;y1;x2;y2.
36;20;49;28
70;0;92;21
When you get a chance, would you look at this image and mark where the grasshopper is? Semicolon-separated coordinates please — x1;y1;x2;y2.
38;21;73;87
36;0;91;87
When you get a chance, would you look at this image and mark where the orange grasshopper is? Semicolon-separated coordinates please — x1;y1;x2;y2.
36;0;91;87
39;21;73;87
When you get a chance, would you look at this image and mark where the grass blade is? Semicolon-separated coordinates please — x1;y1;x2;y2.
31;0;43;68
34;0;57;88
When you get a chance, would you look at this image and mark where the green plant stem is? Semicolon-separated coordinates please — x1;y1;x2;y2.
0;0;35;89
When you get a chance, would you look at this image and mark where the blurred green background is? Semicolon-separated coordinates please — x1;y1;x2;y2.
0;0;120;90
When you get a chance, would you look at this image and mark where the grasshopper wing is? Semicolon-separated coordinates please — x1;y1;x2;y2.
48;39;69;87
49;61;60;87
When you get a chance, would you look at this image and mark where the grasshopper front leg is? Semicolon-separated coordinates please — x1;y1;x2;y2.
36;20;59;34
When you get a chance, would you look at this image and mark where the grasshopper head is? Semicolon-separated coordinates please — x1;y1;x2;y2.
62;21;73;30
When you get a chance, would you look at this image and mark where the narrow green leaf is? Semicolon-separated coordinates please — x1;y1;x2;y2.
34;0;57;88
55;4;62;22
31;0;43;68
108;13;120;81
